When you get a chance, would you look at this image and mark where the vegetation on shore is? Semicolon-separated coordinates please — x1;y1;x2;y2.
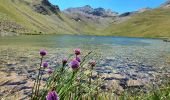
30;48;170;100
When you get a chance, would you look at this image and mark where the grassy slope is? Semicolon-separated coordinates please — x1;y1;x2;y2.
0;0;78;34
62;12;113;35
104;8;170;38
0;0;105;35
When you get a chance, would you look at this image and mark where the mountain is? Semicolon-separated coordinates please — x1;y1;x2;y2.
64;5;118;18
161;0;170;8
0;0;78;35
104;7;170;38
63;5;119;35
0;0;119;36
33;0;60;15
0;0;170;38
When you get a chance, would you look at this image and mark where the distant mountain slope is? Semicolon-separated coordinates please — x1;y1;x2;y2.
63;5;119;35
161;0;170;8
0;0;78;35
64;5;118;18
104;7;170;38
0;0;119;36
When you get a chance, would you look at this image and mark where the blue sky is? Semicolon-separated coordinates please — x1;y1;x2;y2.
49;0;166;13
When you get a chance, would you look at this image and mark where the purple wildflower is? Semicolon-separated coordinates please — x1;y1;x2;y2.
47;68;53;75
42;62;48;68
74;48;81;55
70;59;80;69
75;57;81;62
62;58;67;64
40;49;47;56
46;91;59;100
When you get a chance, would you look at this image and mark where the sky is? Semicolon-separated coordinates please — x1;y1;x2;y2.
49;0;166;13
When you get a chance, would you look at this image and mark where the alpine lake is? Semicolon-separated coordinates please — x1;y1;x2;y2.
0;35;170;99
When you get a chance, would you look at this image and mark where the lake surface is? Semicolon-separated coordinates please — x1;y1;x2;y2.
0;35;169;49
0;35;170;86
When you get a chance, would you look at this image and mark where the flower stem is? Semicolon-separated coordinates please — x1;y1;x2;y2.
35;56;43;98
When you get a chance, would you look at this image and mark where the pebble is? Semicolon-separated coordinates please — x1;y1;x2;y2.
6;80;27;85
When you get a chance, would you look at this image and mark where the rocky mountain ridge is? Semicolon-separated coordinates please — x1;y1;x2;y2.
64;5;118;18
161;0;170;8
33;0;60;15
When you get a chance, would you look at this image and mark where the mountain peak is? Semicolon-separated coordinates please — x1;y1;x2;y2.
65;6;118;17
33;0;60;15
161;0;170;8
83;5;92;9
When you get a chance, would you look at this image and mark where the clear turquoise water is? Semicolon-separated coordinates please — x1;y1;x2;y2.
0;35;170;83
0;35;170;60
0;35;168;49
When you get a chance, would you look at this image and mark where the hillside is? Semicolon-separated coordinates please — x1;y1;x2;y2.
0;0;117;36
63;5;119;35
0;0;78;35
104;8;170;38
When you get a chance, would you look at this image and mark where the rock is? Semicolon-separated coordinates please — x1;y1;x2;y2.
19;57;28;63
111;74;127;80
42;77;48;81
163;39;170;42
101;80;124;93
119;78;129;89
99;70;112;74
127;80;144;88
65;5;118;18
95;66;112;74
91;71;98;79
10;85;31;93
100;73;111;79
34;5;51;15
27;69;35;73
6;80;27;85
161;0;170;8
23;89;32;96
34;0;60;15
119;12;137;17
6;61;17;67
29;74;36;80
100;73;127;81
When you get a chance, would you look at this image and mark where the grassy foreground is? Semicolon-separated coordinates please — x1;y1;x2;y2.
29;49;170;100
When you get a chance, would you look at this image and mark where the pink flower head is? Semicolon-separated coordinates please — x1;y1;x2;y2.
46;91;59;100
89;60;96;67
47;68;53;75
74;48;81;55
75;57;81;62
42;62;48;68
40;49;47;56
70;59;80;69
62;58;67;64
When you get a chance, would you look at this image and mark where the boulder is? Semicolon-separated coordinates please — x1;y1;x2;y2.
101;80;124;94
127;80;144;88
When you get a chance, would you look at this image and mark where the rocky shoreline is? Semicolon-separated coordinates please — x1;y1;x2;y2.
0;46;170;99
0;32;19;36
